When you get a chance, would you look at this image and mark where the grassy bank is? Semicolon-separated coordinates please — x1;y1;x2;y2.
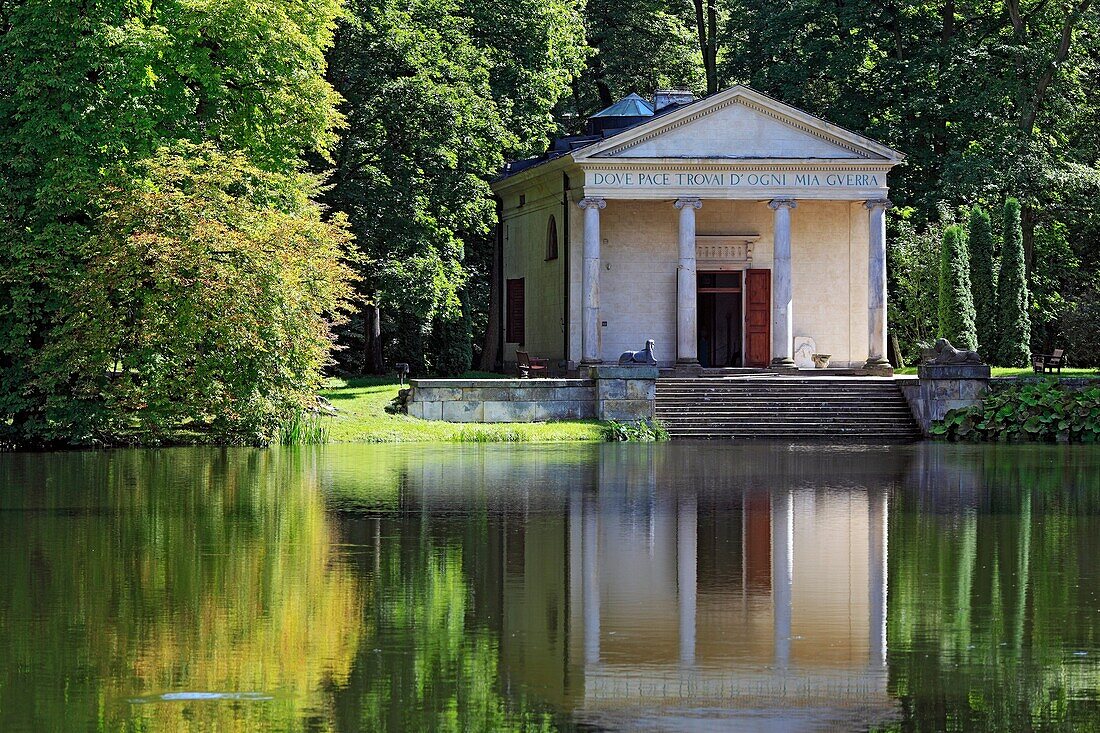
895;366;1099;378
317;374;606;443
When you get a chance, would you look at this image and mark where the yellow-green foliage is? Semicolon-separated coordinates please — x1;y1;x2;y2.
36;145;356;446
319;376;606;443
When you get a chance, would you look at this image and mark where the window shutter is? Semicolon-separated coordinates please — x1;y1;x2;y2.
507;278;525;343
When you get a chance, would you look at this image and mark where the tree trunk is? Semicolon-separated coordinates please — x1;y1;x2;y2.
363;302;384;374
707;0;718;94
693;0;719;95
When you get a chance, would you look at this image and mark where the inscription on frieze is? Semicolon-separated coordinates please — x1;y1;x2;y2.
587;169;883;190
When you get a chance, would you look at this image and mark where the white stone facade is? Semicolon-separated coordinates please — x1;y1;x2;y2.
495;85;904;371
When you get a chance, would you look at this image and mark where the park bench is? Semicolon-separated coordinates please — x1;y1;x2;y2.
516;351;548;378
1031;349;1065;374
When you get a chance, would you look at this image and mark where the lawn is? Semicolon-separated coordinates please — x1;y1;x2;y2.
318;373;607;443
895;366;1100;378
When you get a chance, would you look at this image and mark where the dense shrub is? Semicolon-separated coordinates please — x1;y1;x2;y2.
429;293;474;377
602;419;670;442
995;199;1032;366
1061;279;1100;368
938;224;977;350
932;380;1100;443
967;207;998;361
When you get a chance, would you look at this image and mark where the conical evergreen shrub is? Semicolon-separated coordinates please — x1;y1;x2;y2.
967;206;998;361
938;224;977;350
995;198;1032;366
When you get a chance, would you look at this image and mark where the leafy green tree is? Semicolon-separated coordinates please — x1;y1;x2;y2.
938;224;978;350
430;291;474;377
0;0;345;444
323;0;512;375
888;209;948;364
967;206;998;361
566;0;702;118
36;145;355;445
996;198;1033;366
462;0;588;158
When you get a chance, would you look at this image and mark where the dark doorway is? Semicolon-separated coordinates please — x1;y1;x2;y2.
697;272;743;367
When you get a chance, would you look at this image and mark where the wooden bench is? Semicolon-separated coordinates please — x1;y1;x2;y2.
516;351;548;378
1031;349;1065;374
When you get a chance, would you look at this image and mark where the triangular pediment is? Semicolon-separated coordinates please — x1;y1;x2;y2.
574;86;903;162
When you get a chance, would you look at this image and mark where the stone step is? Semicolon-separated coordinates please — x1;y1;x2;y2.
652;376;919;440
655;402;906;407
651;391;910;396
651;400;910;405
660;420;919;424
664;431;915;435
656;390;909;396
655;413;915;420
656;386;905;393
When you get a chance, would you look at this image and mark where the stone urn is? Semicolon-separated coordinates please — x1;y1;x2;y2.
812;353;831;369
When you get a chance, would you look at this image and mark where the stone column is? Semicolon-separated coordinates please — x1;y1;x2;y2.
675;198;702;365
865;199;893;371
579;197;607;365
769;199;797;368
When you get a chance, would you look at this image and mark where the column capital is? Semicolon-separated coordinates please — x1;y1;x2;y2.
578;197;606;210
864;198;893;211
674;197;702;210
769;198;797;210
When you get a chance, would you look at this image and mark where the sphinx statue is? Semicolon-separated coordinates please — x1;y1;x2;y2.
619;339;658;366
930;338;983;365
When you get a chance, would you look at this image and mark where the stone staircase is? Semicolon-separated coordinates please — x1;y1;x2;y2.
655;376;921;440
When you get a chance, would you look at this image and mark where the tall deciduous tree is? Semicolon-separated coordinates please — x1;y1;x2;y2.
566;0;702;119
939;224;978;350
967;206;998;361
324;0;507;375
0;0;345;445
996;199;1033;366
462;0;587;158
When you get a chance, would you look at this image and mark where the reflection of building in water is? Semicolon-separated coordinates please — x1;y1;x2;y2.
494;446;895;727
334;442;911;728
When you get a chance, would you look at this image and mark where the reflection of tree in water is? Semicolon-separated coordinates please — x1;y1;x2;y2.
332;513;558;732
0;448;362;732
882;445;1100;731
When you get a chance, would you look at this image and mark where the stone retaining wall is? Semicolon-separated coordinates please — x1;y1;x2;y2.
407;367;657;423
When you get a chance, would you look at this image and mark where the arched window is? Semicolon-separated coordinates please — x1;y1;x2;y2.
545;215;558;261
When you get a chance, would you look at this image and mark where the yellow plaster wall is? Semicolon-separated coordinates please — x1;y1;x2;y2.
540;189;874;366
501;176;568;361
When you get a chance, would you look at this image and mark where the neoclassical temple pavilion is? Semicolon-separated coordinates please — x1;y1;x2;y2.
492;85;904;372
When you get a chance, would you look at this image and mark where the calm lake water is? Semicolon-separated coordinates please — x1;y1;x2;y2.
1;442;1099;732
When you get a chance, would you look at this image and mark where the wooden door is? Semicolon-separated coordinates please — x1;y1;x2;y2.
744;269;771;367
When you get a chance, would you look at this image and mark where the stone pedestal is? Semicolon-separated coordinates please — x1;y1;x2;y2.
917;364;991;380
581;365;658;421
899;364;991;436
